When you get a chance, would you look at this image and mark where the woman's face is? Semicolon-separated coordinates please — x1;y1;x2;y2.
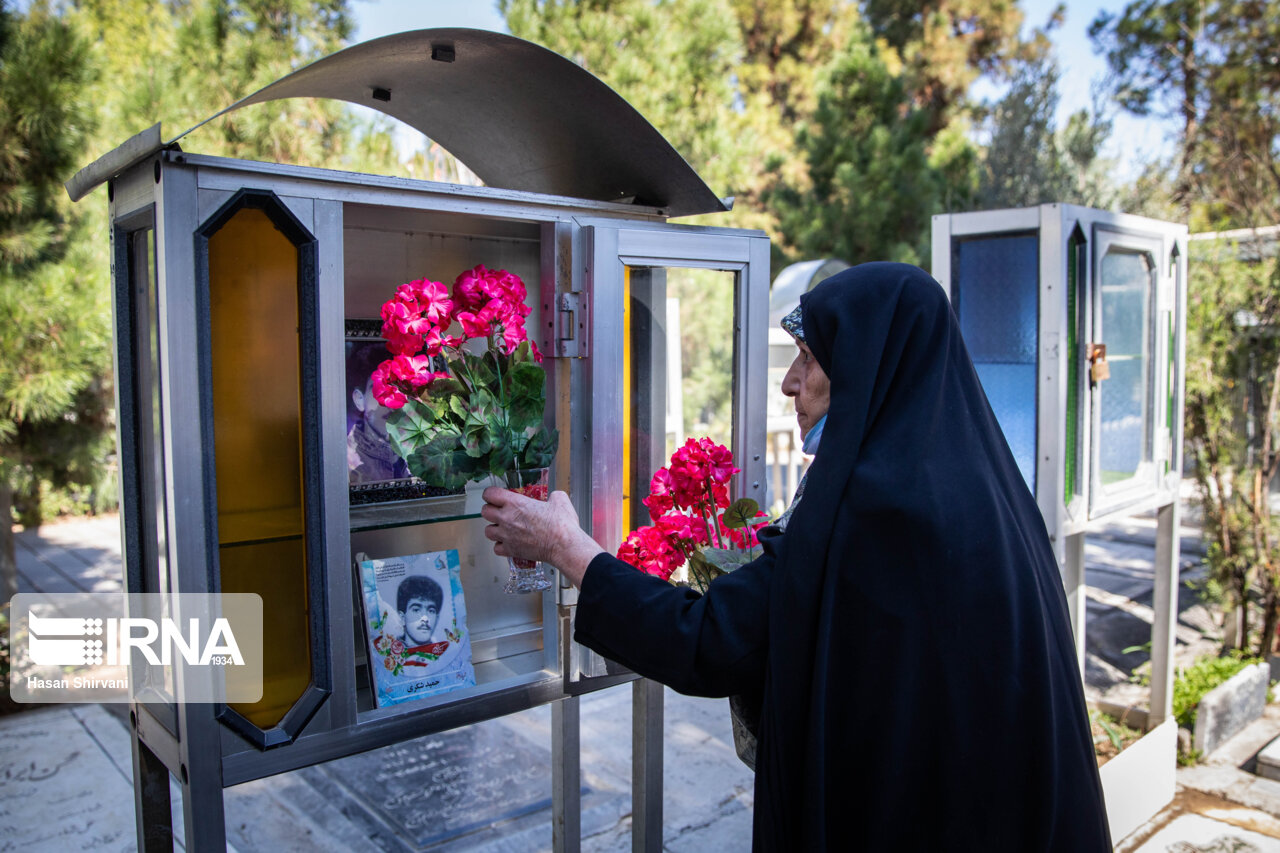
781;340;831;438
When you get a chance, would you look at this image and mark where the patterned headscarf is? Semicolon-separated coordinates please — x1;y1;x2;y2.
776;301;809;530
780;303;805;343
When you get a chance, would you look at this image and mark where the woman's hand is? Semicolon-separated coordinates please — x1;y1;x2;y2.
480;488;605;588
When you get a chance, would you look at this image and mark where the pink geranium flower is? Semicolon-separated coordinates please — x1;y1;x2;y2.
452;265;488;312
501;322;528;354
616;438;765;587
617;525;682;581
455;310;491;340
410;279;454;326
656;511;709;547
371;361;407;408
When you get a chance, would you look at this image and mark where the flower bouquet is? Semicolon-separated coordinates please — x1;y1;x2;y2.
616;438;770;592
371;265;558;492
617;437;771;770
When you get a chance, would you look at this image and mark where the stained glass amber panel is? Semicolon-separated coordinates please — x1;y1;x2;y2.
207;207;310;729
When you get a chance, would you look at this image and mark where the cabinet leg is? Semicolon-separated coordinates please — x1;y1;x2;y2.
553;695;581;853
632;678;663;853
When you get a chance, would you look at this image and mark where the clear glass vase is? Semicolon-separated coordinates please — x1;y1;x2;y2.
500;467;554;594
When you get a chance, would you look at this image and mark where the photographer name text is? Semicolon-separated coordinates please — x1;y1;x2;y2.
26;675;129;690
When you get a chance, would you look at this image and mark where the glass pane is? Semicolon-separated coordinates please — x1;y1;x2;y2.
128;226;175;701
1065;231;1086;503
625;266;736;532
129;228;168;597
766;333;803;517
1097;248;1154;487
667;268;736;453
953;234;1038;492
207;206;311;728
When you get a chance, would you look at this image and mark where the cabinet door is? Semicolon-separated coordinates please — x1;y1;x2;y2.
568;223;770;687
1088;226;1169;518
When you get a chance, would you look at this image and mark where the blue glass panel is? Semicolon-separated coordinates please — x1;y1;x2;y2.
1097;249;1153;484
953;234;1039;492
955;235;1039;364
973;363;1037;489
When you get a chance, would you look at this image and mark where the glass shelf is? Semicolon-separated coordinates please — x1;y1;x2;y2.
218;507;303;548
349;493;476;532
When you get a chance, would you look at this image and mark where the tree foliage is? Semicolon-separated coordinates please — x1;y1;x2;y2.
71;0;387;172
768;27;979;266
862;0;1027;133
1095;0;1280;653
1;0;392;543
0;0;94;273
0;0;110;595
1088;0;1202;176
977;50;1115;210
502;0;750;207
1089;0;1280;220
1183;241;1280;654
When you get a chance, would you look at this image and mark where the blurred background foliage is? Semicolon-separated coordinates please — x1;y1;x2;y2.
2;0;1280;649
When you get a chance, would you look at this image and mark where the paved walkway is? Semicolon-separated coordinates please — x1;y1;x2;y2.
4;506;1280;851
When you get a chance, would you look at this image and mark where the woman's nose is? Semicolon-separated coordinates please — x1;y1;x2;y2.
781;364;800;397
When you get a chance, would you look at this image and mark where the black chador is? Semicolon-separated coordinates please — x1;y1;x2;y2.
575;263;1111;851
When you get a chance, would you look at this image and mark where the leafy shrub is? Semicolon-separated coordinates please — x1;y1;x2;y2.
1172;651;1261;729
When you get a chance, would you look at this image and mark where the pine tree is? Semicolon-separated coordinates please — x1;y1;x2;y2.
977;50;1115;210
767;27;977;267
501;0;750;211
0;0;108;597
861;0;1027;134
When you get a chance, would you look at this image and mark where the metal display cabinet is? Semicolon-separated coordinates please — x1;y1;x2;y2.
68;30;770;852
932;204;1188;841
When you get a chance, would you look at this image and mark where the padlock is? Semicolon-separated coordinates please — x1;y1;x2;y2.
1088;343;1109;383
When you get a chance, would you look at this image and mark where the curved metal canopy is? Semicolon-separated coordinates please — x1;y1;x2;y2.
67;29;726;217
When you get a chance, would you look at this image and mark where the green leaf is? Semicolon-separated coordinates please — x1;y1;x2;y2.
508;394;544;435
446;356;470;381
461;419;491;458
428;376;467;399
470;387;499;415
699;547;752;574
421;390;454;423
408;434;476;491
686;550;721;594
509;361;546;398
471;352;498;388
510;340;535;366
721;498;761;529
520;426;558;469
487;437;514;474
385;401;441;460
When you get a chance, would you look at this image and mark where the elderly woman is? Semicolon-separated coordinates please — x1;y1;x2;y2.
481;263;1110;851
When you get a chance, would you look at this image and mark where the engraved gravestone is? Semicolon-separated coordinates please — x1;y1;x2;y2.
307;719;578;850
0;706;135;853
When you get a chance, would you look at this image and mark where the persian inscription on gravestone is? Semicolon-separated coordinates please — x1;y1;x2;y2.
0;708;134;852
316;720;568;849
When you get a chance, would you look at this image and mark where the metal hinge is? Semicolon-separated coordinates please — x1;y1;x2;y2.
554;292;589;358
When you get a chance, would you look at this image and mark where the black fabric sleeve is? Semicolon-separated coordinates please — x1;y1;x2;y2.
572;530;779;698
